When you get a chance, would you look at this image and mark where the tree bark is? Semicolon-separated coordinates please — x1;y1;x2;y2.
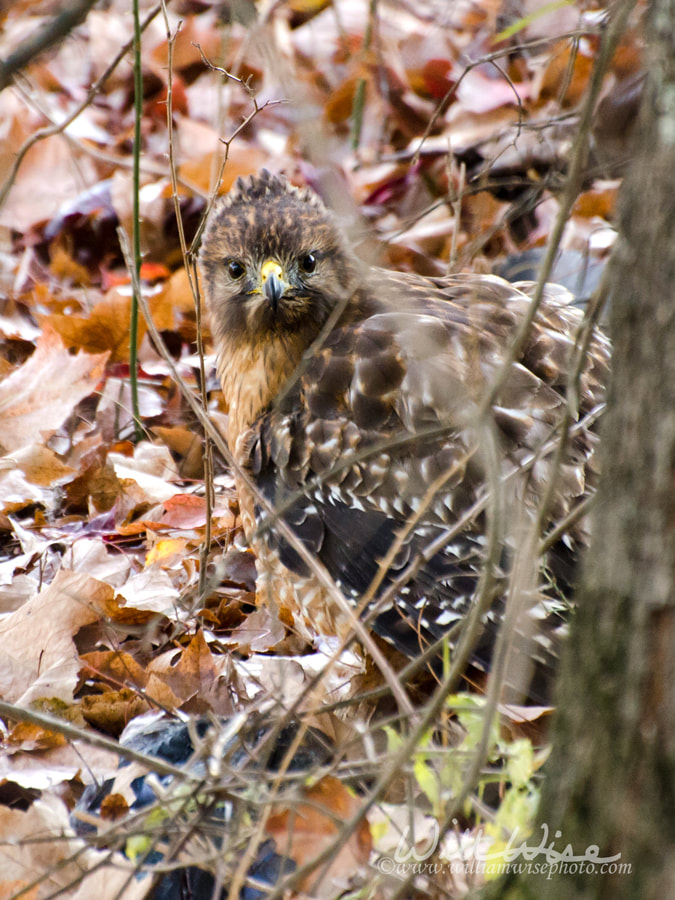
486;2;675;897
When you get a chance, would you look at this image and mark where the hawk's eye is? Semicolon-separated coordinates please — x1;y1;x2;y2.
226;259;245;280
300;253;317;274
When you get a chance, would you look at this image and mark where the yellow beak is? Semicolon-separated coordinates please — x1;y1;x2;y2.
260;259;288;306
261;260;284;282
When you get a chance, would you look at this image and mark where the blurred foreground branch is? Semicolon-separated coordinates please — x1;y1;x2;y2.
0;0;99;92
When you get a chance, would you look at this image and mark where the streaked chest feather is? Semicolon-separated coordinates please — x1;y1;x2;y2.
217;335;305;455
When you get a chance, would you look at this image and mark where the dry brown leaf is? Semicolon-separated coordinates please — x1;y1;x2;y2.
67;538;131;587
0;795;86;890
159;265;198;314
0;465;44;513
0;882;39;900
41;286;174;363
8;443;76;486
4;721;67;754
0;97;99;231
114;565;180;613
153;423;204;479
161;630;232;715
0;569;117;704
99;792;130;822
48;244;93;287
418;57;454;99
324;75;359;124
143;671;185;710
110;441;180;488
538;40;595;108
228;606;287;653
0;298;42;343
573;183;619;220
80;650;149;691
175;129;268;195
70;859;150;900
266;775;372;897
0;327;107;454
145;536;189;565
110;443;182;527
0;734;119;791
80;689;150;737
63;457;122;515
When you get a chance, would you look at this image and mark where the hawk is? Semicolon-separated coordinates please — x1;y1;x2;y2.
199;170;610;701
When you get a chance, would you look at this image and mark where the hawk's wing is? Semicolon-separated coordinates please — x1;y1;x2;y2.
243;273;609;684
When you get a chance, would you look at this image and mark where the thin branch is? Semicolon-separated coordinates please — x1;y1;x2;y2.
410;27;602;168
0;0;99;93
476;0;636;420
129;0;143;441
0;699;205;783
0;3;164;214
160;6;215;604
190;44;287;252
350;0;377;150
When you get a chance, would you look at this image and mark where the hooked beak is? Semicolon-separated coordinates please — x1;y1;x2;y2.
260;259;288;308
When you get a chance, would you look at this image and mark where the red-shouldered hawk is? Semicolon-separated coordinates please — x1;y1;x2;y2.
199;170;610;702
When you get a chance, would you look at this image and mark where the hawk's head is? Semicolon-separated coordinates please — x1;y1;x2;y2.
199;170;361;349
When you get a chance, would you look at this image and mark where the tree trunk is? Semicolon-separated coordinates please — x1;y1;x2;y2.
487;2;675;897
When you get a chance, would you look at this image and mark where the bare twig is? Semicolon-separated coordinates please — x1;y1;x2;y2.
476;0;635;419
0;3;164;214
190;45;287;253
410;27;602;168
129;0;144;441
0;699;203;782
160;5;215;602
350;0;378;150
446;146;465;273
0;0;99;93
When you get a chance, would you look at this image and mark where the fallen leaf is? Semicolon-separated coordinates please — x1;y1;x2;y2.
0;327;108;454
572;182;619;219
8;443;76;486
0;796;80;892
4;722;67;754
538;40;595;108
0;111;100;231
79;651;149;691
80;689;150;737
0;466;44;513
161;630;232;715
0;569;117;704
228;606;287;653
266;776;372;897
160;493;208;529
41;285;174;363
115;565;180;613
145;537;189;566
62;457;122;515
153;424;204;479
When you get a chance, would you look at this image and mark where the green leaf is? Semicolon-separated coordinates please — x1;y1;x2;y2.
506;738;536;789
414;754;441;816
494;0;574;42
